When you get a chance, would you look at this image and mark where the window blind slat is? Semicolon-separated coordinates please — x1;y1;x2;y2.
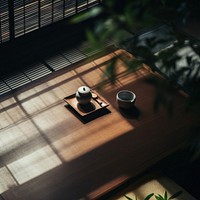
0;1;10;43
0;0;101;44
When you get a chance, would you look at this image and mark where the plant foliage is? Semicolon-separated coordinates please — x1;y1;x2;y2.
124;191;182;200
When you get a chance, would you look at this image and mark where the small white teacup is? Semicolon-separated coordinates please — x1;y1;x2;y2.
116;90;136;109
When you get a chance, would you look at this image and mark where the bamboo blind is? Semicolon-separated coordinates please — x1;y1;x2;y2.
0;0;101;44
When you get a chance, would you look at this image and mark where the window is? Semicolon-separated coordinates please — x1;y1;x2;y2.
0;0;101;44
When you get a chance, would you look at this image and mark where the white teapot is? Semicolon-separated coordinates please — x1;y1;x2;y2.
76;86;92;105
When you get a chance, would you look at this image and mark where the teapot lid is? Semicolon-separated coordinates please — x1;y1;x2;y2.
78;86;91;95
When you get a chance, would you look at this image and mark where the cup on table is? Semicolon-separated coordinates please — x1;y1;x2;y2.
116;90;136;109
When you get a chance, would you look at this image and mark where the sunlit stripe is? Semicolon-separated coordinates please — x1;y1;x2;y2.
7;146;62;184
0;166;17;194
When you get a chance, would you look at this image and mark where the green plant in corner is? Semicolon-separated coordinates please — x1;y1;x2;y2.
124;191;182;200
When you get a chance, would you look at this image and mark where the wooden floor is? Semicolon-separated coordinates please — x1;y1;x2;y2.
0;50;198;200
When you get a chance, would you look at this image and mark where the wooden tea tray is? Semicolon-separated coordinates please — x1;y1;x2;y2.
63;90;109;117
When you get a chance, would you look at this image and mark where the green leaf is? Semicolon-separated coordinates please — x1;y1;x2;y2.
105;58;117;83
86;30;97;46
70;7;102;23
164;191;168;200
169;191;182;199
70;13;88;23
124;194;133;200
155;194;164;200
144;193;154;200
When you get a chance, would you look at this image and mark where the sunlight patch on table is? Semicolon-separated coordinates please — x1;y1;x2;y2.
74;62;105;87
0;97;26;128
0;166;17;194
7;146;62;184
53;112;134;162
0;120;40;157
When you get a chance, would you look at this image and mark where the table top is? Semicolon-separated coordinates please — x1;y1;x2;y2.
0;49;198;200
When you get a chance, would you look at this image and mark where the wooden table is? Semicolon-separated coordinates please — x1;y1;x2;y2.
0;49;198;200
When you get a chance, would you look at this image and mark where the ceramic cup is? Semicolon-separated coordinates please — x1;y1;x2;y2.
116;90;136;109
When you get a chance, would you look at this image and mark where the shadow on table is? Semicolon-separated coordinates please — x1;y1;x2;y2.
64;104;111;124
118;106;141;119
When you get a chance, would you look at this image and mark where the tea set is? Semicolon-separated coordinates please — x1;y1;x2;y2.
75;85;136;109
